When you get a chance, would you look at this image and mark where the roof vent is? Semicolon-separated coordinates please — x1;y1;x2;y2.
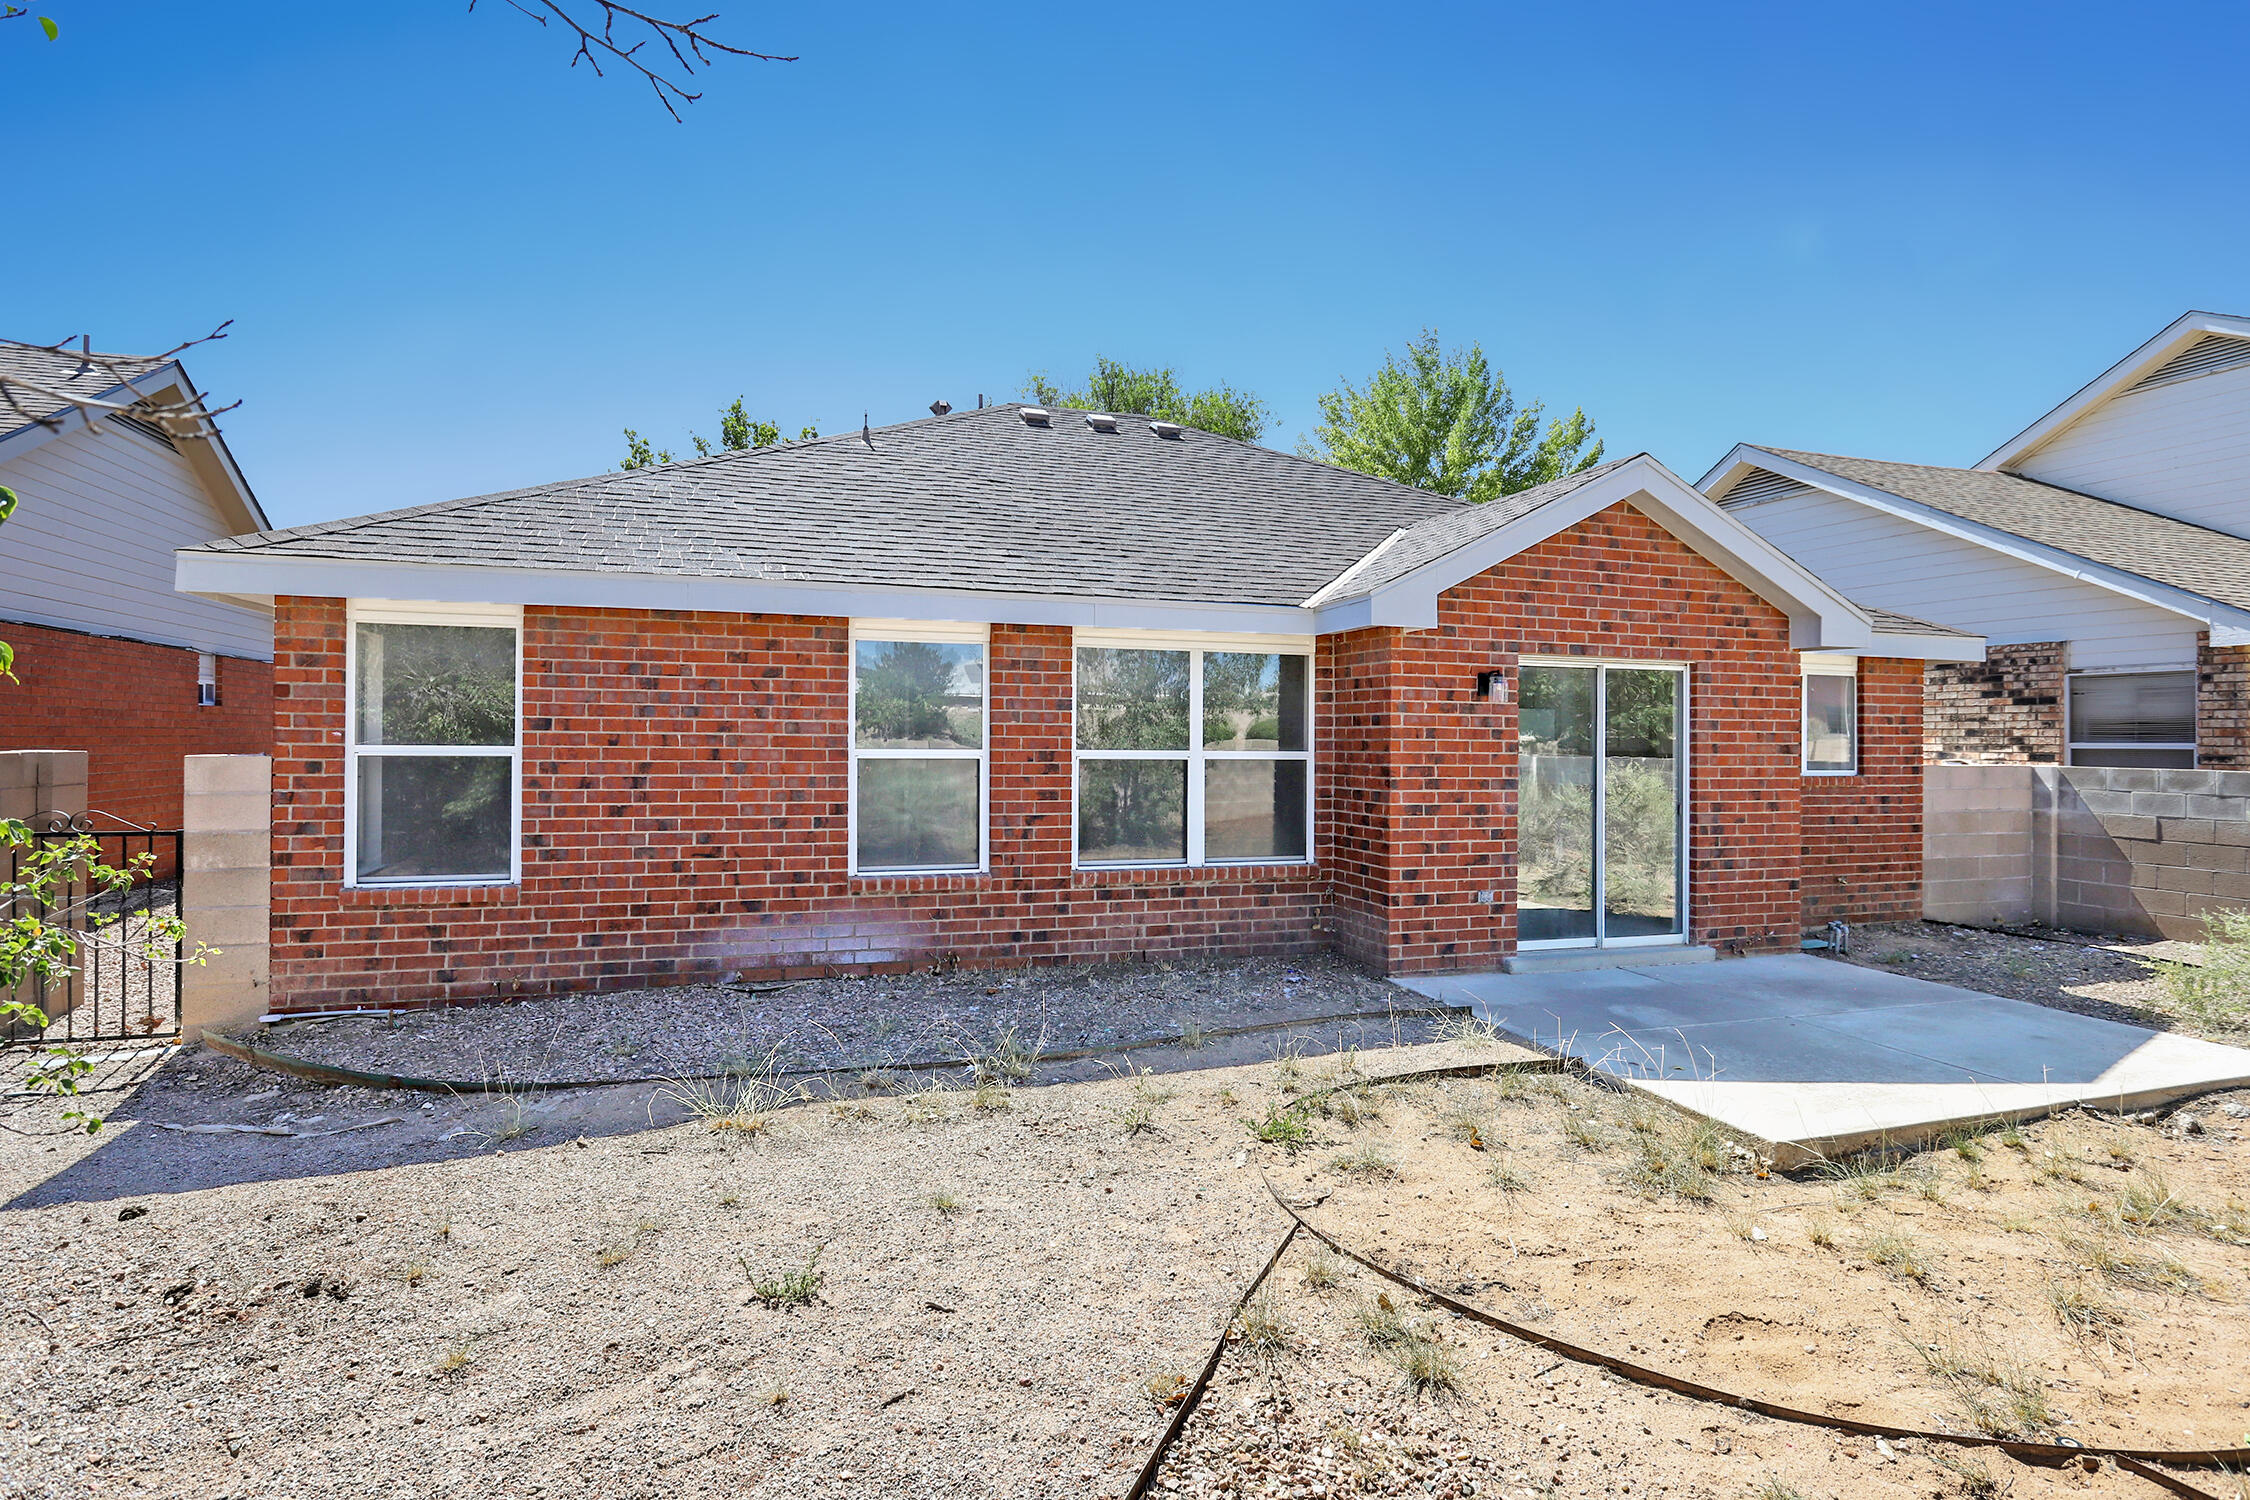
2128;334;2250;394
1721;468;1814;506
1020;406;1050;426
1148;420;1184;440
929;399;952;417
1084;412;1119;433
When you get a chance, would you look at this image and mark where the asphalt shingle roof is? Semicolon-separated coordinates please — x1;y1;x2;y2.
1;340;169;438
1855;602;1977;639
1760;448;2250;613
1335;458;1638;597
188;404;1475;608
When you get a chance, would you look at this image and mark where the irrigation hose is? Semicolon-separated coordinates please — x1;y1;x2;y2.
1258;1174;2245;1492
1121;1222;1300;1500
196;1004;1456;1096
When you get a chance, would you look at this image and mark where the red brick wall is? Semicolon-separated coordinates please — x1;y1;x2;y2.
1323;501;1807;972
1801;655;1924;928
270;601;1326;1010
0;616;273;829
2196;632;2250;770
1924;643;2064;764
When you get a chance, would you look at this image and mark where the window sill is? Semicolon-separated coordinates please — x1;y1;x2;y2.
338;881;521;908
1802;768;1860;777
1076;862;1318;884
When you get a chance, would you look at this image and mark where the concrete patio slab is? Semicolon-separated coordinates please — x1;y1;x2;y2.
1394;954;2250;1164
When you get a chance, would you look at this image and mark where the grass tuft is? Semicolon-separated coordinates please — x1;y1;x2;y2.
1244;1104;1313;1152
1863;1230;1933;1286
1329;1143;1397;1179
745;1249;825;1308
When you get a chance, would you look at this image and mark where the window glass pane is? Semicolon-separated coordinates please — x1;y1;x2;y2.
1077;758;1187;862
355;756;512;881
854;641;984;749
1804;672;1857;771
1201;652;1308;751
1075;648;1190;750
2068;746;2197;769
355;623;516;747
1604;669;1681;938
1204;759;1307;861
1517;666;1596;942
2069;671;2194;745
856;758;980;869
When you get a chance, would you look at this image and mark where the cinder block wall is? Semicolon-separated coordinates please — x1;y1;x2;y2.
1925;764;2250;938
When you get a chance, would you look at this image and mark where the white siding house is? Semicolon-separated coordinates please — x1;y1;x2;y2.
1701;311;2250;768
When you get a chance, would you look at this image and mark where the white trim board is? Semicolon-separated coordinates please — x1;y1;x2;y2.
1702;444;2250;648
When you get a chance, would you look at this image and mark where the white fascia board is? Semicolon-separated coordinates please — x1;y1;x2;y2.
1696;445;1770;498
1321;454;1874;651
1975;311;2250;472
174;550;1321;635
1737;447;2250;639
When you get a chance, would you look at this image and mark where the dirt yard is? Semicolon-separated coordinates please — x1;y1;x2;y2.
5;1014;2247;1500
1828;920;2247;1043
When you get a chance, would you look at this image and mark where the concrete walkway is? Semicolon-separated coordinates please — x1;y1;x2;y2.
1396;954;2250;1163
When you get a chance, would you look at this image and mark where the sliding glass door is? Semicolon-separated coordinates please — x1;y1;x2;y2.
1517;662;1685;948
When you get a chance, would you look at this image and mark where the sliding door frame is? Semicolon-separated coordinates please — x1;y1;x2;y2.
1516;658;1692;952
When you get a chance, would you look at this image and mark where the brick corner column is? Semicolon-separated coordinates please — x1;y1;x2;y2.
181;754;272;1041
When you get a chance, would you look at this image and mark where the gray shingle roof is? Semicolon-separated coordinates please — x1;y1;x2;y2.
1329;457;1638;598
189;404;1473;608
1;340;169;439
1855;602;1977;639
1761;448;2250;613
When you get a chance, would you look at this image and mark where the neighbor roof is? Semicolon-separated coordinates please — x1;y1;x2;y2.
1738;447;2250;613
186;403;1465;610
1317;456;1636;599
0;340;171;440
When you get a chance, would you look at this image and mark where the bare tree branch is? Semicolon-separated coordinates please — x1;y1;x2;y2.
0;323;239;443
472;0;797;121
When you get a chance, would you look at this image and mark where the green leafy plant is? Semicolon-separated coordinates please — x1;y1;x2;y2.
1244;1103;1313;1152
1020;357;1271;442
2148;907;2250;1033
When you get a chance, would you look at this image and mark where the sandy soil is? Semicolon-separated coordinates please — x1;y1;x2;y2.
1827;921;2245;1042
257;954;1429;1085
5;1026;2246;1500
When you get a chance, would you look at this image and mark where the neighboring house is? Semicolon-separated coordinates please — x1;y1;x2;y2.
1701;310;2250;770
175;408;1978;1010
0;342;275;829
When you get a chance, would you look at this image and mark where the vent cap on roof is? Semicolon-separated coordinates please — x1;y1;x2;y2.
1019;406;1050;426
1148;420;1184;440
2128;334;2250;394
1084;412;1118;432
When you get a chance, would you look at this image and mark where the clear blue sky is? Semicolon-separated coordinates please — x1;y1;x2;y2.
14;1;2249;529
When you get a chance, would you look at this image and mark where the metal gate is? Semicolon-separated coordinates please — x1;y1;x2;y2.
3;812;182;1044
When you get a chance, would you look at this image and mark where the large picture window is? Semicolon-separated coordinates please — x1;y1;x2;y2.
2068;670;2196;768
1074;639;1311;866
851;627;986;873
347;604;520;886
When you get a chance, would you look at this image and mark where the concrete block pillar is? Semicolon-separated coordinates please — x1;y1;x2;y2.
181;755;271;1041
1;750;88;1033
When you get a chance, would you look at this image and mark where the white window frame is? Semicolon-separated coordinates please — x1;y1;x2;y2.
1800;652;1859;777
848;620;990;878
1070;628;1316;870
195;652;219;708
342;600;524;890
2065;667;2198;768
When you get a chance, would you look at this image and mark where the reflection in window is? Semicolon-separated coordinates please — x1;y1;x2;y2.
853;638;986;871
350;618;518;884
1802;666;1857;774
1074;645;1311;865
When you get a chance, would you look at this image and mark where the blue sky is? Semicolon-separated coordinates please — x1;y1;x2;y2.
13;1;2249;529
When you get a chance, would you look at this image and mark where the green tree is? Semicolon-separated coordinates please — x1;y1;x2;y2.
1304;330;1604;502
1021;358;1272;443
622;399;819;470
0;485;207;1132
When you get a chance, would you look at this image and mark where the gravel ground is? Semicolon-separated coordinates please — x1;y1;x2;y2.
1824;920;2247;1040
8;883;178;1047
253;954;1431;1086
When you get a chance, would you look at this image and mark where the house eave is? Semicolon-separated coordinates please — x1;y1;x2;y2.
1974;311;2250;473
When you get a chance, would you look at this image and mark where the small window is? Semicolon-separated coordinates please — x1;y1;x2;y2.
851;633;986;873
196;653;219;707
347;610;519;885
1801;656;1857;774
1074;642;1311;866
2067;670;2196;768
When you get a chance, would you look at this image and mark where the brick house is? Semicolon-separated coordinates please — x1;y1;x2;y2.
1;342;274;831
175;409;1978;1011
1702;310;2250;772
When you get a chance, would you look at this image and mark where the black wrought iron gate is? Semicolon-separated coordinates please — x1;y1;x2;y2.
3;813;183;1045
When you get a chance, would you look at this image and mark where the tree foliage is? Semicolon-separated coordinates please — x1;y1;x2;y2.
1021;358;1272;443
621;398;819;470
1304;330;1604;502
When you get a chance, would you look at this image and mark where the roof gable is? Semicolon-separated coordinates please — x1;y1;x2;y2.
1976;310;2250;473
